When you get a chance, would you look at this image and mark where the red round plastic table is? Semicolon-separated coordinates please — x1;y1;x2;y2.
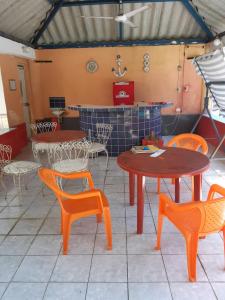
117;147;210;234
31;130;86;143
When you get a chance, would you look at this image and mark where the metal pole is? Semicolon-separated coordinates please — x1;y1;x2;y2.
191;87;209;133
210;134;225;160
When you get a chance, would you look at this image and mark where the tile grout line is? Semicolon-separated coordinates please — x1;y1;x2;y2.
85;224;97;300
41;244;62;299
197;254;219;300
0;188;47;297
85;162;108;299
0;184;57;299
125;186;129;300
28;191;60;300
147;184;174;300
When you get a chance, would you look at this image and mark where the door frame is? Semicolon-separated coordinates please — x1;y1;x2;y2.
17;64;32;138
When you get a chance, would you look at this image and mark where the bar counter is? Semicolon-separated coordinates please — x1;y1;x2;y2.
68;103;171;156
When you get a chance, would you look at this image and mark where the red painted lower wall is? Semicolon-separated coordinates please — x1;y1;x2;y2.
196;116;225;148
0;123;28;158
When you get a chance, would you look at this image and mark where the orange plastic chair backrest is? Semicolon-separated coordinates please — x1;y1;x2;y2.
167;133;208;154
38;168;95;212
200;184;225;234
165;184;225;235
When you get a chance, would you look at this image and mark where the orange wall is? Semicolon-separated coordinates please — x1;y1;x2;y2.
28;59;42;120
30;44;205;119
0;54;33;127
0;44;206;128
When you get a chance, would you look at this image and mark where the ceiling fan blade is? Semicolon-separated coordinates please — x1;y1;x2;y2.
123;20;137;28
80;16;114;20
124;5;149;18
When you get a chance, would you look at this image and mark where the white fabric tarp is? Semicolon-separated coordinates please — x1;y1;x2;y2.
193;49;225;117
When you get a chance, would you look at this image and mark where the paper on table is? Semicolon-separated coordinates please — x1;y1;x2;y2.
150;149;166;157
131;145;160;154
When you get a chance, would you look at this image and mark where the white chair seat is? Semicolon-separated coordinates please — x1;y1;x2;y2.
34;142;59;151
34;142;49;151
52;159;88;173
88;143;106;153
32;142;59;164
3;161;41;175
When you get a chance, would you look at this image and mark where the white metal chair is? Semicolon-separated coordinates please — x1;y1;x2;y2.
0;144;41;197
0;144;12;191
31;122;58;163
30;122;58;135
32;142;59;165
48;139;92;189
48;139;91;173
88;123;113;169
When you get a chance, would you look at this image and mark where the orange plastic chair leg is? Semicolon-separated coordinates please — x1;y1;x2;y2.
157;178;161;194
155;213;163;250
62;215;71;255
185;233;198;282
103;208;112;250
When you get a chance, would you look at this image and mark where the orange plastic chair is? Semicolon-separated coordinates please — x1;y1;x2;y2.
157;133;208;195
155;184;225;282
38;168;112;254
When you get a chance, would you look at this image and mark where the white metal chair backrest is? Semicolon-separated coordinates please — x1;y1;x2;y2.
0;144;12;168
96;123;113;145
30;122;57;135
49;139;92;165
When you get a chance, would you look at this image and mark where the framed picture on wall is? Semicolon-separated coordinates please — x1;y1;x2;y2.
9;79;16;91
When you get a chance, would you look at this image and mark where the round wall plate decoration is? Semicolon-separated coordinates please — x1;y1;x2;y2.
144;53;150;60
143;53;150;72
86;60;98;73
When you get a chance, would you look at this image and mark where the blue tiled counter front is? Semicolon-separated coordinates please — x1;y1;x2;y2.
68;105;169;156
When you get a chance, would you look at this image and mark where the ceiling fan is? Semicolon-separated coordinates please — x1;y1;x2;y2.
80;3;150;28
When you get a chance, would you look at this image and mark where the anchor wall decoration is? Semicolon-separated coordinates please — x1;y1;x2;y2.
112;55;127;78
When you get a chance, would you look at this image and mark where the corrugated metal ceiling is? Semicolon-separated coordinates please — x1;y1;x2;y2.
122;2;203;40
192;0;225;35
0;0;224;47
39;2;206;45
0;0;50;42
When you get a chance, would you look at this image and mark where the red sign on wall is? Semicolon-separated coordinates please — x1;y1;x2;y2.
113;81;134;105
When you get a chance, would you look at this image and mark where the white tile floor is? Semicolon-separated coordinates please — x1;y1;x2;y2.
0;143;224;300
